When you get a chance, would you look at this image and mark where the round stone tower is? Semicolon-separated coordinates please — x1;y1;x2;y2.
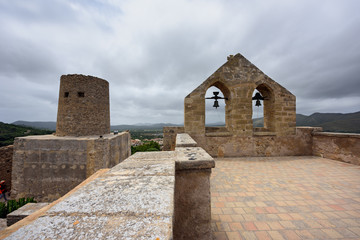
56;74;110;136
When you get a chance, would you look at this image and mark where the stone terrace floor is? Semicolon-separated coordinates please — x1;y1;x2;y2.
211;156;360;240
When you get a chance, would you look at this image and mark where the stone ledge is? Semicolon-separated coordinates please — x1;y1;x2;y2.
297;126;323;131
176;133;197;147
253;132;276;136
15;132;126;141
5;215;172;240
7;203;49;227
205;132;232;137
1;152;175;240
313;132;360;138
175;147;215;170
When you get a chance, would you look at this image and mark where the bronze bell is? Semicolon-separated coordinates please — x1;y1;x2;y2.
252;92;265;107
206;91;228;109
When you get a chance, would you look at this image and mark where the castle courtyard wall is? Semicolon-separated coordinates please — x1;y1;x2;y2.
11;132;131;202
164;127;320;157
313;132;360;165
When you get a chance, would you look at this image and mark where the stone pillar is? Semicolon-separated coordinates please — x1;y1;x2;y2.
184;95;205;136
174;134;215;240
163;127;185;151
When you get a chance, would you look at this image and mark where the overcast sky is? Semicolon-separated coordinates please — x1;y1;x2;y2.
0;0;359;125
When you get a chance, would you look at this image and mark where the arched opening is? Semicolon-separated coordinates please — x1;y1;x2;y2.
204;82;231;136
252;83;275;133
205;86;225;126
252;89;264;128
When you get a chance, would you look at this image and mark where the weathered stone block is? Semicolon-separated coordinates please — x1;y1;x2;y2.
11;132;131;202
7;203;49;227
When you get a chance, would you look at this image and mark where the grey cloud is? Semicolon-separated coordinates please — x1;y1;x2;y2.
0;0;359;125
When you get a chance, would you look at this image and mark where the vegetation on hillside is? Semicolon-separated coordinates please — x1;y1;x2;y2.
131;141;161;154
12;121;56;131
127;129;163;141
0;122;54;147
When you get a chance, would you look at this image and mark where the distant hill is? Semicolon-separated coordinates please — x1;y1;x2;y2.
12;121;56;130
111;123;183;131
11;121;183;131
10;111;360;134
296;111;360;133
244;112;360;133
0;122;54;147
252;118;264;127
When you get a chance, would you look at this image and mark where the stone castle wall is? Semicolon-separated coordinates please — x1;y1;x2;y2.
11;132;131;202
0;145;13;191
163;126;185;151
164;127;319;157
56;74;110;136
313;132;360;165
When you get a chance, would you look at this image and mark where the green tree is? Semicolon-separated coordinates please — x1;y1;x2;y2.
131;141;161;154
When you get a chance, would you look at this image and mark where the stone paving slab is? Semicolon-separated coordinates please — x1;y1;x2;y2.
211;156;360;240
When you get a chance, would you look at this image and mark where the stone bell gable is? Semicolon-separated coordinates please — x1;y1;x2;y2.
184;53;296;137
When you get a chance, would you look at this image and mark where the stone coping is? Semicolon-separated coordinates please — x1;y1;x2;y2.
176;133;197;147
175;133;215;170
175;147;215;170
7;203;50;227
313;131;360;138
15;132;127;140
7;203;49;218
1;152;175;240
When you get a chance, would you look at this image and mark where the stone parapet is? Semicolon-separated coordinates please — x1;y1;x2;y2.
175;147;214;170
313;132;360;165
175;133;197;148
174;133;215;240
11;132;131;202
1;134;215;240
165;127;319;158
1;152;175;239
163;126;185;151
